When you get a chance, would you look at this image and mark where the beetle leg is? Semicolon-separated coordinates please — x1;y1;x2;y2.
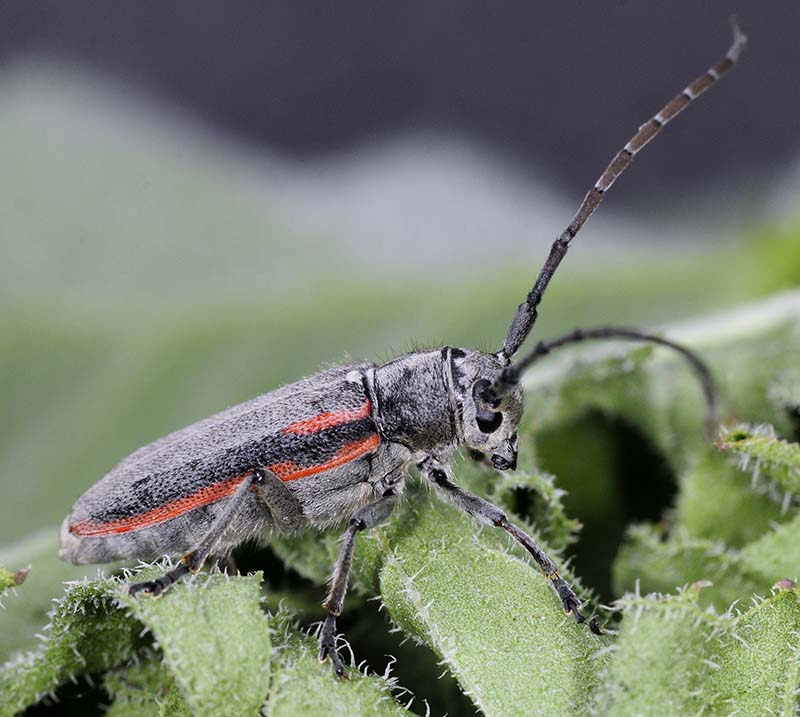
252;467;305;532
423;463;601;635
129;472;255;597
319;491;398;677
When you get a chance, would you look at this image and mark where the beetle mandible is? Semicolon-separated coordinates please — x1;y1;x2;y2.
60;20;745;676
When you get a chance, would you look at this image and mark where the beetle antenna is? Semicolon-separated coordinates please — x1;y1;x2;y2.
490;326;718;438
501;18;747;358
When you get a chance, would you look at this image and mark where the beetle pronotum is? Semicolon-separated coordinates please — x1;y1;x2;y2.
60;20;746;676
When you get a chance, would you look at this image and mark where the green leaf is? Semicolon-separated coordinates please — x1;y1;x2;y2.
708;587;800;715
674;451;785;547
616;485;800;613
379;496;611;716
118;567;271;717
597;583;800;716
0;574;142;717
105;659;193;717
716;422;800;506
739;511;800;583
595;584;729;716
613;525;763;609
0;559;418;716
266;612;410;716
0;568;272;717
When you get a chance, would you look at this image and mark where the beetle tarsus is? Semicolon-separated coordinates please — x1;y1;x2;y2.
319;614;346;678
560;592;604;635
128;579;163;597
561;593;582;617
128;561;191;597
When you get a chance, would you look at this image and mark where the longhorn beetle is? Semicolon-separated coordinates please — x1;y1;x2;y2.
61;20;745;676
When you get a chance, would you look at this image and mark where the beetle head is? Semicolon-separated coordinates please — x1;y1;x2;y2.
450;349;524;471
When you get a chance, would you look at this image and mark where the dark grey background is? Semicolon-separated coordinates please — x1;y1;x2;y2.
1;1;797;201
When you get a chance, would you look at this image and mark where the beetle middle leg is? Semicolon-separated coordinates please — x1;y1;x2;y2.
423;462;601;634
319;491;398;677
129;472;256;597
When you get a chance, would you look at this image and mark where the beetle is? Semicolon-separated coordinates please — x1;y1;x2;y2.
60;20;745;677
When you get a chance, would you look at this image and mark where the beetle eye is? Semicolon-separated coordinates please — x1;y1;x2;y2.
476;411;503;434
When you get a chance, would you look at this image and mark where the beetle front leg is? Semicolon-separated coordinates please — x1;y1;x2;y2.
319;492;398;677
129;472;256;597
423;463;600;634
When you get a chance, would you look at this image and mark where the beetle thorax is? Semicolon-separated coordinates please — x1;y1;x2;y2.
369;349;458;454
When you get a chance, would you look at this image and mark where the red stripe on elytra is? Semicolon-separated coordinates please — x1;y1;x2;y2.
69;433;381;537
269;433;380;481
69;475;249;537
281;400;372;435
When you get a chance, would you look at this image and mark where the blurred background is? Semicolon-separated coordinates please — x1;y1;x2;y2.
3;0;800;581
0;2;799;710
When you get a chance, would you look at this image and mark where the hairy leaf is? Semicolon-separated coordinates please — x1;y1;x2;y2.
717;422;800;507
379;496;610;716
267;612;410;716
597;584;800;715
118;566;271;717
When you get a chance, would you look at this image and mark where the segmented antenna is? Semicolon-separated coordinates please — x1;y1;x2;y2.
490;326;718;438
501;18;747;358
